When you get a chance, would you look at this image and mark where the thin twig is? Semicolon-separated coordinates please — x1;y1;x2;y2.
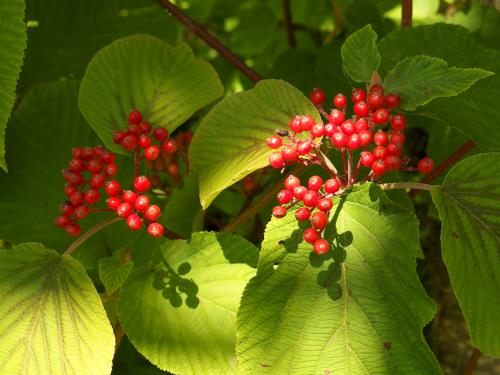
157;0;262;83
380;182;433;191
283;0;296;47
64;217;122;256
347;151;352;185
402;0;413;27
114;322;125;351
463;348;481;375
409;140;476;198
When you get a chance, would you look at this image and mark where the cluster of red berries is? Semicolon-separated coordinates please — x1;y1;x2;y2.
272;174;342;255
113;109;177;160
54;145;119;236
267;84;435;255
55;109;177;239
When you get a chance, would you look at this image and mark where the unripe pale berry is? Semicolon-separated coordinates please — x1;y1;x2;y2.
303;228;319;244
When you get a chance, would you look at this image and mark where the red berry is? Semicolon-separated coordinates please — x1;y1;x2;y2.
324;123;335;137
355;118;368;132
351;88;366;103
81;147;95;160
292;186;308;200
64;184;77;197
373;146;388;160
373;131;388;146
104;163;118;177
55;215;70;228
360;151;375;167
139;135;151;148
106;196;121;210
328;110;344;126
308;176;323;191
68;158;84;172
418;157;434;174
391;113;406;131
72;147;83;159
153;127;168;141
341;120;356;136
311;123;324;138
346;134;361;150
272;205;287;218
69;192;84;207
128;109;142;124
134;176;151;192
331;131;347;148
386;142;403;156
105;180;121;196
65;223;81;237
385;93;400;108
309;88;325;105
295;207;311;221
385;155;401;171
372;160;386;175
333;93;347;108
300;115;315;131
116;202;132;217
60;201;74;216
289;116;302;133
358;130;372;147
373;108;390;125
297;141;312;155
100;151;115;164
269;152;284;168
84;189;100;204
126;213;142;231
317;198;333;212
282;146;297;161
122;134;138;151
63;170;83;185
90;173;106;189
128;123;142;136
276;189;293;204
148;222;164;237
303;191;318;207
353;101;369;117
324;178;341;194
390;131;405;144
266;135;282;149
285;175;301;191
162;139;178;154
303;228;319;244
113;131;127;145
144;146;160;160
74;205;89;221
311;211;328;230
122;190;137;204
145;205;161;221
313;238;330;254
370;84;384;93
368;91;385;109
139;121;152;134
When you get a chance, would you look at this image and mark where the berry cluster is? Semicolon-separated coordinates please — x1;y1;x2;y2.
55;109;179;239
267;84;435;255
55;146;119;236
272;174;342;255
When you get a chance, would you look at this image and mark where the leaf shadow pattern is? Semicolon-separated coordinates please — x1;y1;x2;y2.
151;255;200;309
310;193;352;301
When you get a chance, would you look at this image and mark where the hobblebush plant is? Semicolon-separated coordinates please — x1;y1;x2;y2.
0;4;499;374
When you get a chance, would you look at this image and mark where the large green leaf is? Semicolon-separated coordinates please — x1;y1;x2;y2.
19;0;178;92
431;153;500;356
0;0;27;171
0;242;115;374
79;35;223;152
99;256;134;295
341;24;381;83
378;23;499;151
118;232;258;375
384;55;492;110
190;79;320;208
237;184;441;374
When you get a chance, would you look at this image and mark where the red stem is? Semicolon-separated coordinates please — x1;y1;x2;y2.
341;150;347;184
402;0;412;27
157;0;262;83
283;0;296;48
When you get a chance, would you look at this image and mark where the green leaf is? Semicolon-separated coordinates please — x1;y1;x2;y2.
0;242;115;374
190;79;320;209
383;55;492;110
20;0;178;92
0;0;27;171
341;24;381;82
431;153;500;356
99;256;134;295
79;35;223;153
118;232;258;374
378;23;500;151
237;184;441;374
